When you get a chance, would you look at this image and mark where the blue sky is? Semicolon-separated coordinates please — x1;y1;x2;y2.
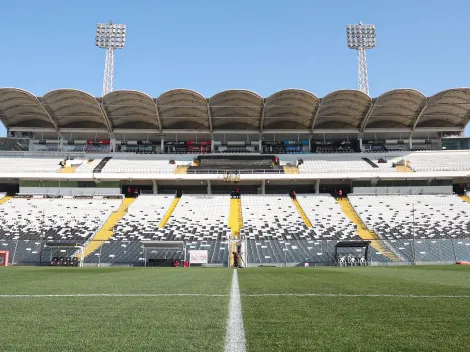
1;0;470;136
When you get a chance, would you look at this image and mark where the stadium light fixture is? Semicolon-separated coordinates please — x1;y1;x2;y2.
95;20;127;96
346;21;376;95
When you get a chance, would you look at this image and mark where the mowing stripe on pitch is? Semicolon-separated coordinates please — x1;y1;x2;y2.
225;269;246;352
244;293;470;298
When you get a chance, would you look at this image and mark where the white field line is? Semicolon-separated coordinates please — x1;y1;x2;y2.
244;293;470;298
0;293;227;298
225;269;246;352
1;293;469;299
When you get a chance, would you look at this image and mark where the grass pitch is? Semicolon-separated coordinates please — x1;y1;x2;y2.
0;266;470;351
239;266;470;352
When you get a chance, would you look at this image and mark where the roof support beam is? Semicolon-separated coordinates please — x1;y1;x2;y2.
259;99;266;132
207;100;213;133
310;99;323;133
98;103;113;132
359;101;376;131
36;98;59;131
412;99;429;132
154;99;163;133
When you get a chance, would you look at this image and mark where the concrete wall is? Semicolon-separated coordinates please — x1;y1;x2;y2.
352;185;453;195
20;187;121;196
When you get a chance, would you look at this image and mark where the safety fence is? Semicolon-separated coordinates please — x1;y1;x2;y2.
2;238;470;267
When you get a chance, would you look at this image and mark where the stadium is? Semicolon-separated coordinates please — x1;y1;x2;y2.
1;17;470;352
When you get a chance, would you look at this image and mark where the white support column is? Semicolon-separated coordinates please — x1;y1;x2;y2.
261;180;266;194
207;180;212;195
315;180;320;194
58;133;64;152
152;180;158;194
211;135;215;153
161;136;165;154
259;139;262;153
110;135;116;153
358;138;363;152
308;139;311;152
408;137;413;150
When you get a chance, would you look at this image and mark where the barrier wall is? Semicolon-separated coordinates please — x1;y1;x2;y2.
19;187;121;195
352;185;453;195
3;239;470;267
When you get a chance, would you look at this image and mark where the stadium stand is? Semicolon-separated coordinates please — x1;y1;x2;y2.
87;195;231;264
406;151;470;171
100;158;178;173
296;194;358;240
188;155;281;174
240;195;314;264
158;195;231;263
74;159;102;173
349;194;470;239
297;154;399;173
0;156;63;172
0;196;122;263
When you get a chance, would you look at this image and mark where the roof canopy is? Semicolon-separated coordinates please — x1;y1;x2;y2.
1;88;469;133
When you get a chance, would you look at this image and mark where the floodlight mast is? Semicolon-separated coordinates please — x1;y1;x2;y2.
95;20;127;96
346;21;376;95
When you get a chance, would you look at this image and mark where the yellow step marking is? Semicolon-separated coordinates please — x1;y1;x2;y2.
59;166;77;173
174;166;188;174
396;161;413;172
283;166;299;174
159;196;181;228
81;197;136;258
292;198;312;228
229;198;243;238
337;198;399;261
0;196;12;206
459;195;470;204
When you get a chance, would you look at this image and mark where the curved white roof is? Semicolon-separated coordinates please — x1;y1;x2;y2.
0;87;469;132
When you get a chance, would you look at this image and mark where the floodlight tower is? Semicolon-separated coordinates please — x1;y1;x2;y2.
346;21;376;95
95;21;127;96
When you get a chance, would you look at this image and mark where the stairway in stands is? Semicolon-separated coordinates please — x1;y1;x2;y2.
82;197;136;258
229;197;243;266
228;198;243;238
396;161;413;172
362;157;379;168
159;196;181;228
292;198;312;227
0;196;12;206
174;166;188;174
459;194;470;203
59;166;77;173
337;197;399;261
93;157;112;173
283;165;299;174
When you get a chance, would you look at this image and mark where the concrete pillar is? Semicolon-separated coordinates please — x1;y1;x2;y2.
408;137;413;150
315;179;320;194
261;180;266;194
259;139;263;153
152;180;158;194
110;136;116;153
308;139;311;152
207;180;212;195
211;136;215;153
161;136;165;154
358;138;363;152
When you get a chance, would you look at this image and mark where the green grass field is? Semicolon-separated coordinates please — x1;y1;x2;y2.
1;266;470;352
